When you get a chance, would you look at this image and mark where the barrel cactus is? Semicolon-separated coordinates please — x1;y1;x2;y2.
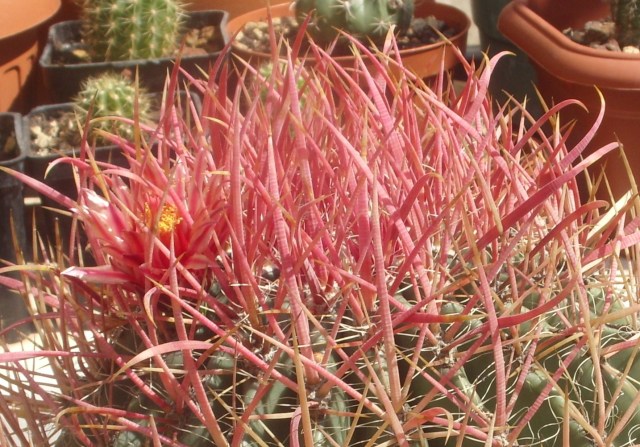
611;0;640;47
294;0;414;43
77;0;186;61
74;71;152;142
3;33;640;447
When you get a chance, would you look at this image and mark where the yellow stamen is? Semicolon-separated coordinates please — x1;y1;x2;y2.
144;203;182;235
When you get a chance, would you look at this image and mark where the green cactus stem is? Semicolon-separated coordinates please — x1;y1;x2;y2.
611;0;640;48
78;0;186;61
73;72;153;143
294;0;415;44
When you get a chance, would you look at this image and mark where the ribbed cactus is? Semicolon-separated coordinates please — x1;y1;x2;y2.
415;280;640;446
6;27;640;447
74;72;152;142
611;0;640;47
294;0;414;43
77;0;186;61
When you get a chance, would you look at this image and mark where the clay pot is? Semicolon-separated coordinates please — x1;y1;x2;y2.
0;0;60;112
55;0;81;21
185;0;289;18
498;0;640;202
57;1;290;20
227;2;470;79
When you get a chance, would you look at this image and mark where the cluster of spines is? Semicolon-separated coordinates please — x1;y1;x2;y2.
78;0;186;61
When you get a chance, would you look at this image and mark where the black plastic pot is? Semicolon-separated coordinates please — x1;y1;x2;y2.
24;103;126;250
0;112;28;337
471;0;539;114
0;112;26;264
39;10;230;102
26;103;123;197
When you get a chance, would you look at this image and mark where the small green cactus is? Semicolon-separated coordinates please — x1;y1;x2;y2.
611;0;640;47
74;72;153;142
294;0;415;44
77;0;186;61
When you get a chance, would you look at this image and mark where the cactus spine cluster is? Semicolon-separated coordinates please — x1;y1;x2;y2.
416;276;640;446
294;0;415;43
77;0;186;61
80;261;640;446
74;72;152;142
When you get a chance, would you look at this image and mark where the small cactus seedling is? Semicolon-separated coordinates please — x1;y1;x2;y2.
294;0;415;43
73;72;152;142
77;0;186;61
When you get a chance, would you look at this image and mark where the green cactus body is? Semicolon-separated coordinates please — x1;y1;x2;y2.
74;72;153;143
238;353;296;446
568;353;640;446
307;331;351;446
78;0;186;61
411;272;640;447
112;390;164;447
513;368;591;446
294;0;415;44
307;378;350;446
587;286;634;328
611;0;640;48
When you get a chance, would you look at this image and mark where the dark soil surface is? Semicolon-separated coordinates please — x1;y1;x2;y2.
28;92;180;158
563;18;640;53
28;109;82;157
233;15;458;57
55;23;224;65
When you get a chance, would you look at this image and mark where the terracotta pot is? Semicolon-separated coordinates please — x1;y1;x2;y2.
227;2;470;79
0;0;60;112
185;0;289;18
498;0;640;201
55;1;290;21
55;0;81;21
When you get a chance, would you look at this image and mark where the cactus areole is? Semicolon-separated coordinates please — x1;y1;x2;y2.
294;0;415;43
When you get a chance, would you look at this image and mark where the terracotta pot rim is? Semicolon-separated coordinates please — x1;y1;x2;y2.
498;0;640;89
0;0;60;40
227;2;470;63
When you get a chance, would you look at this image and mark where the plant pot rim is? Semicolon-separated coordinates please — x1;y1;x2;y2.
0;0;60;40
227;2;470;76
40;9;230;69
498;0;640;89
24;103;119;168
